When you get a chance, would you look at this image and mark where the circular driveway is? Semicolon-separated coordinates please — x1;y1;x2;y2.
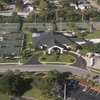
68;52;87;69
24;53;42;65
25;52;87;69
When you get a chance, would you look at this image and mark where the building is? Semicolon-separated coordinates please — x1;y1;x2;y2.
32;32;86;54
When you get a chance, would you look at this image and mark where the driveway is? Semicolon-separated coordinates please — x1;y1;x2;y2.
24;53;42;65
69;52;87;69
24;52;87;69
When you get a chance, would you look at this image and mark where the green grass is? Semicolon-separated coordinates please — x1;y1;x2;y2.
79;49;89;56
26;34;32;43
83;31;100;38
25;34;33;49
23;87;55;100
0;94;11;100
39;53;76;63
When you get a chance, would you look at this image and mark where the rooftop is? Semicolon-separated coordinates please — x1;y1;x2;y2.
33;32;86;48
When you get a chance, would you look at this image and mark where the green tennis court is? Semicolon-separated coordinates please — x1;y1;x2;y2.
0;23;20;32
0;33;24;57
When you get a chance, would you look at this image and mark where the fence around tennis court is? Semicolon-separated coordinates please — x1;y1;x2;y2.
0;22;93;32
0;23;20;32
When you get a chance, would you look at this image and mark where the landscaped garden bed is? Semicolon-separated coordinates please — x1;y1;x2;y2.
39;53;76;64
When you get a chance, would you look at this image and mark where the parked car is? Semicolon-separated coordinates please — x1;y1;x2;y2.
83;86;90;92
67;79;79;88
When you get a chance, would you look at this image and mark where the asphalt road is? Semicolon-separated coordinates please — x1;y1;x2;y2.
0;65;99;81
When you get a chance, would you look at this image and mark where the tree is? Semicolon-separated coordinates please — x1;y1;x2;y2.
33;0;40;6
70;43;78;51
33;70;64;97
0;4;4;11
52;20;58;31
82;41;95;52
3;0;11;4
97;0;100;4
0;72;23;95
14;69;21;76
15;0;23;10
47;70;60;78
8;12;22;23
39;0;48;10
66;22;78;31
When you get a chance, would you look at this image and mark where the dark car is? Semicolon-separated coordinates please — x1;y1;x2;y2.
66;79;79;88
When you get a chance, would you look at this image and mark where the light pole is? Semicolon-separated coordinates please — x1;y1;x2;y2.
55;9;59;21
89;18;93;33
81;9;85;22
5;22;9;33
64;83;66;100
34;11;39;29
59;18;63;32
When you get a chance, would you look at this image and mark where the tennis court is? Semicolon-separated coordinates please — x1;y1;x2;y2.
22;22;67;31
0;33;25;57
75;22;90;30
0;23;20;32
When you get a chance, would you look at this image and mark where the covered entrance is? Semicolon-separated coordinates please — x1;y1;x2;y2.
47;45;63;54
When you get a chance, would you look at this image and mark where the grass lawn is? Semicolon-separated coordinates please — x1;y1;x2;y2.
0;94;11;100
79;49;89;56
83;31;100;38
39;53;76;63
26;34;32;43
25;34;33;48
23;87;55;100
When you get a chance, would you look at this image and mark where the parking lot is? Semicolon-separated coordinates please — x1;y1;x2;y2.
69;85;100;100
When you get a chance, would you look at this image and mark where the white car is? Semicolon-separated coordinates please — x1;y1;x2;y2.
83;86;90;92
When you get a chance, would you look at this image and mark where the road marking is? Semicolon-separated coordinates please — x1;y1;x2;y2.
95;92;100;96
86;89;91;93
91;90;96;95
